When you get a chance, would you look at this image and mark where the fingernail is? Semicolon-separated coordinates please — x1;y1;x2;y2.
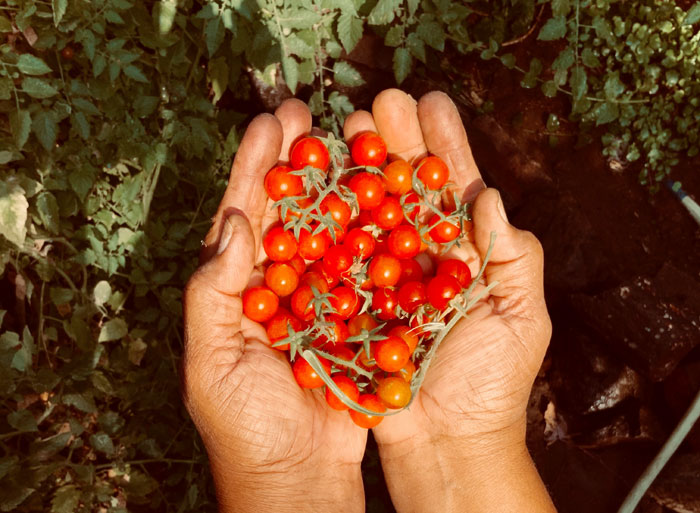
217;217;235;255
496;192;508;223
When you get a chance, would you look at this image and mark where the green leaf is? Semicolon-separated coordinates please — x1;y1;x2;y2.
286;34;315;59
52;0;67;26
205;17;224;56
281;54;298;94
368;0;401;25
683;3;700;25
416;20;445;51
282;8;321;29
63;393;97;413
604;72;625;99
154;0;177;35
90;432;115;455
392;47;411;85
17;54;52;75
51;486;80;513
94;281;112;306
537;16;567;40
98;318;128;342
71;112;90;140
592;16;613;41
581;47;601;68
541;80;558;98
337;11;363;52
32;110;58;151
569;66;588;102
596;101;619;125
208;56;229;103
7;409;38;432
72;98;100;115
10;110;31;150
123;64;148;83
333;61;364;87
68;166;96;201
0;487;34;512
499;53;516;69
0;179;28;247
104;10;124;24
50;287;73;305
0;15;12;32
21;77;58;99
552;0;570;17
37;191;60;234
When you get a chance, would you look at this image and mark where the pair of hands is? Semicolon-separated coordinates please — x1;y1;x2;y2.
182;89;555;512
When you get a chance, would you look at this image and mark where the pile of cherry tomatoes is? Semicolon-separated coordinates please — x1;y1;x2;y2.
241;132;473;428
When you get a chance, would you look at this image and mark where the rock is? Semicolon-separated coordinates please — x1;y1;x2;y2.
650;453;700;513
571;263;700;381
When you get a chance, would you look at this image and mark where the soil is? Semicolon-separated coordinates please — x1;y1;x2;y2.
244;31;700;513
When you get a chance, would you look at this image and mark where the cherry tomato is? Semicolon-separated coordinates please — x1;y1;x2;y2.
322;245;354;278
242;286;279;323
264;262;299;297
279;195;314;225
320;193;352;228
397;281;427;314
298;229;328;260
264;165;304;201
263;226;298;262
344;228;376;260
351;132;387;167
377;376;412;409
409;312;433;336
292;355;331;388
388;325;419;353
368;253;401;288
341;273;374;291
371;287;398;321
436;259;472;287
349;394;386;428
349;172;385;210
382;160;413;195
300;270;331;294
325;375;361;411
348;312;379;337
357;343;377;370
288;254;307;275
428;213;460;243
290;137;330;171
329;285;360;320
291;284;316;321
371;196;403;230
397;258;424;286
61;45;74;60
393;359;416;382
313;314;349;346
388;225;421;259
308;262;339;289
416;155;449;190
374;335;410;372
426;274;462;310
402;192;420;222
266;308;303;350
331;344;356;364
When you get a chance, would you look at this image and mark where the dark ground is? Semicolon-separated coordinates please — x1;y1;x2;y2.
243;32;700;513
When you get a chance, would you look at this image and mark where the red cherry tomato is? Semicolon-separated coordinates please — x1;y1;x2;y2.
397;281;427;314
320;193;352;228
279;195;314;225
371;287;398;321
61;45;74;60
298;229;328;260
344;228;376;260
426;274;462;310
325;375;361;411
371;196;403;230
288;254;307;275
388;325;419;353
428;213;460;243
393;359;416;382
292;355;331;388
368;253;401;288
308;262;339;289
242;286;279;323
263;226;298;262
388;225;421;259
416;155;449;190
266;307;303;350
329;285;360;320
290;137;330;171
265;165;304;201
349;172;385;210
331;344;356;364
300;270;331;294
402;192;420;222
382;160;413;195
436;259;472;287
291;284;316;321
347;312;379;337
313;314;349;346
351;132;387;167
397;258;424;286
374;335;410;372
264;262;299;297
322;245;354;278
377;376;412;409
349;394;386;428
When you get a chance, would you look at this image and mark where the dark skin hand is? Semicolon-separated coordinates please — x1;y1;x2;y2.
183;89;556;513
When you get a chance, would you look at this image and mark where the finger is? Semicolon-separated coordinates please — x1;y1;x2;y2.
417;91;484;202
472;188;549;335
343;110;377;143
201;114;283;263
275;98;312;162
372;89;428;163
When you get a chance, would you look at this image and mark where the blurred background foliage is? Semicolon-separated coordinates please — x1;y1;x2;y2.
0;0;698;511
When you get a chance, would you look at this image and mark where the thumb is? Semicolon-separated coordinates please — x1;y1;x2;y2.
472;188;549;336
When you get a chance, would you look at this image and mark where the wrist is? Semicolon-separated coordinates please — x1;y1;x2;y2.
209;453;364;513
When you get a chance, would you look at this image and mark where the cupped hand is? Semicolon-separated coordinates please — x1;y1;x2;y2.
182;101;365;513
